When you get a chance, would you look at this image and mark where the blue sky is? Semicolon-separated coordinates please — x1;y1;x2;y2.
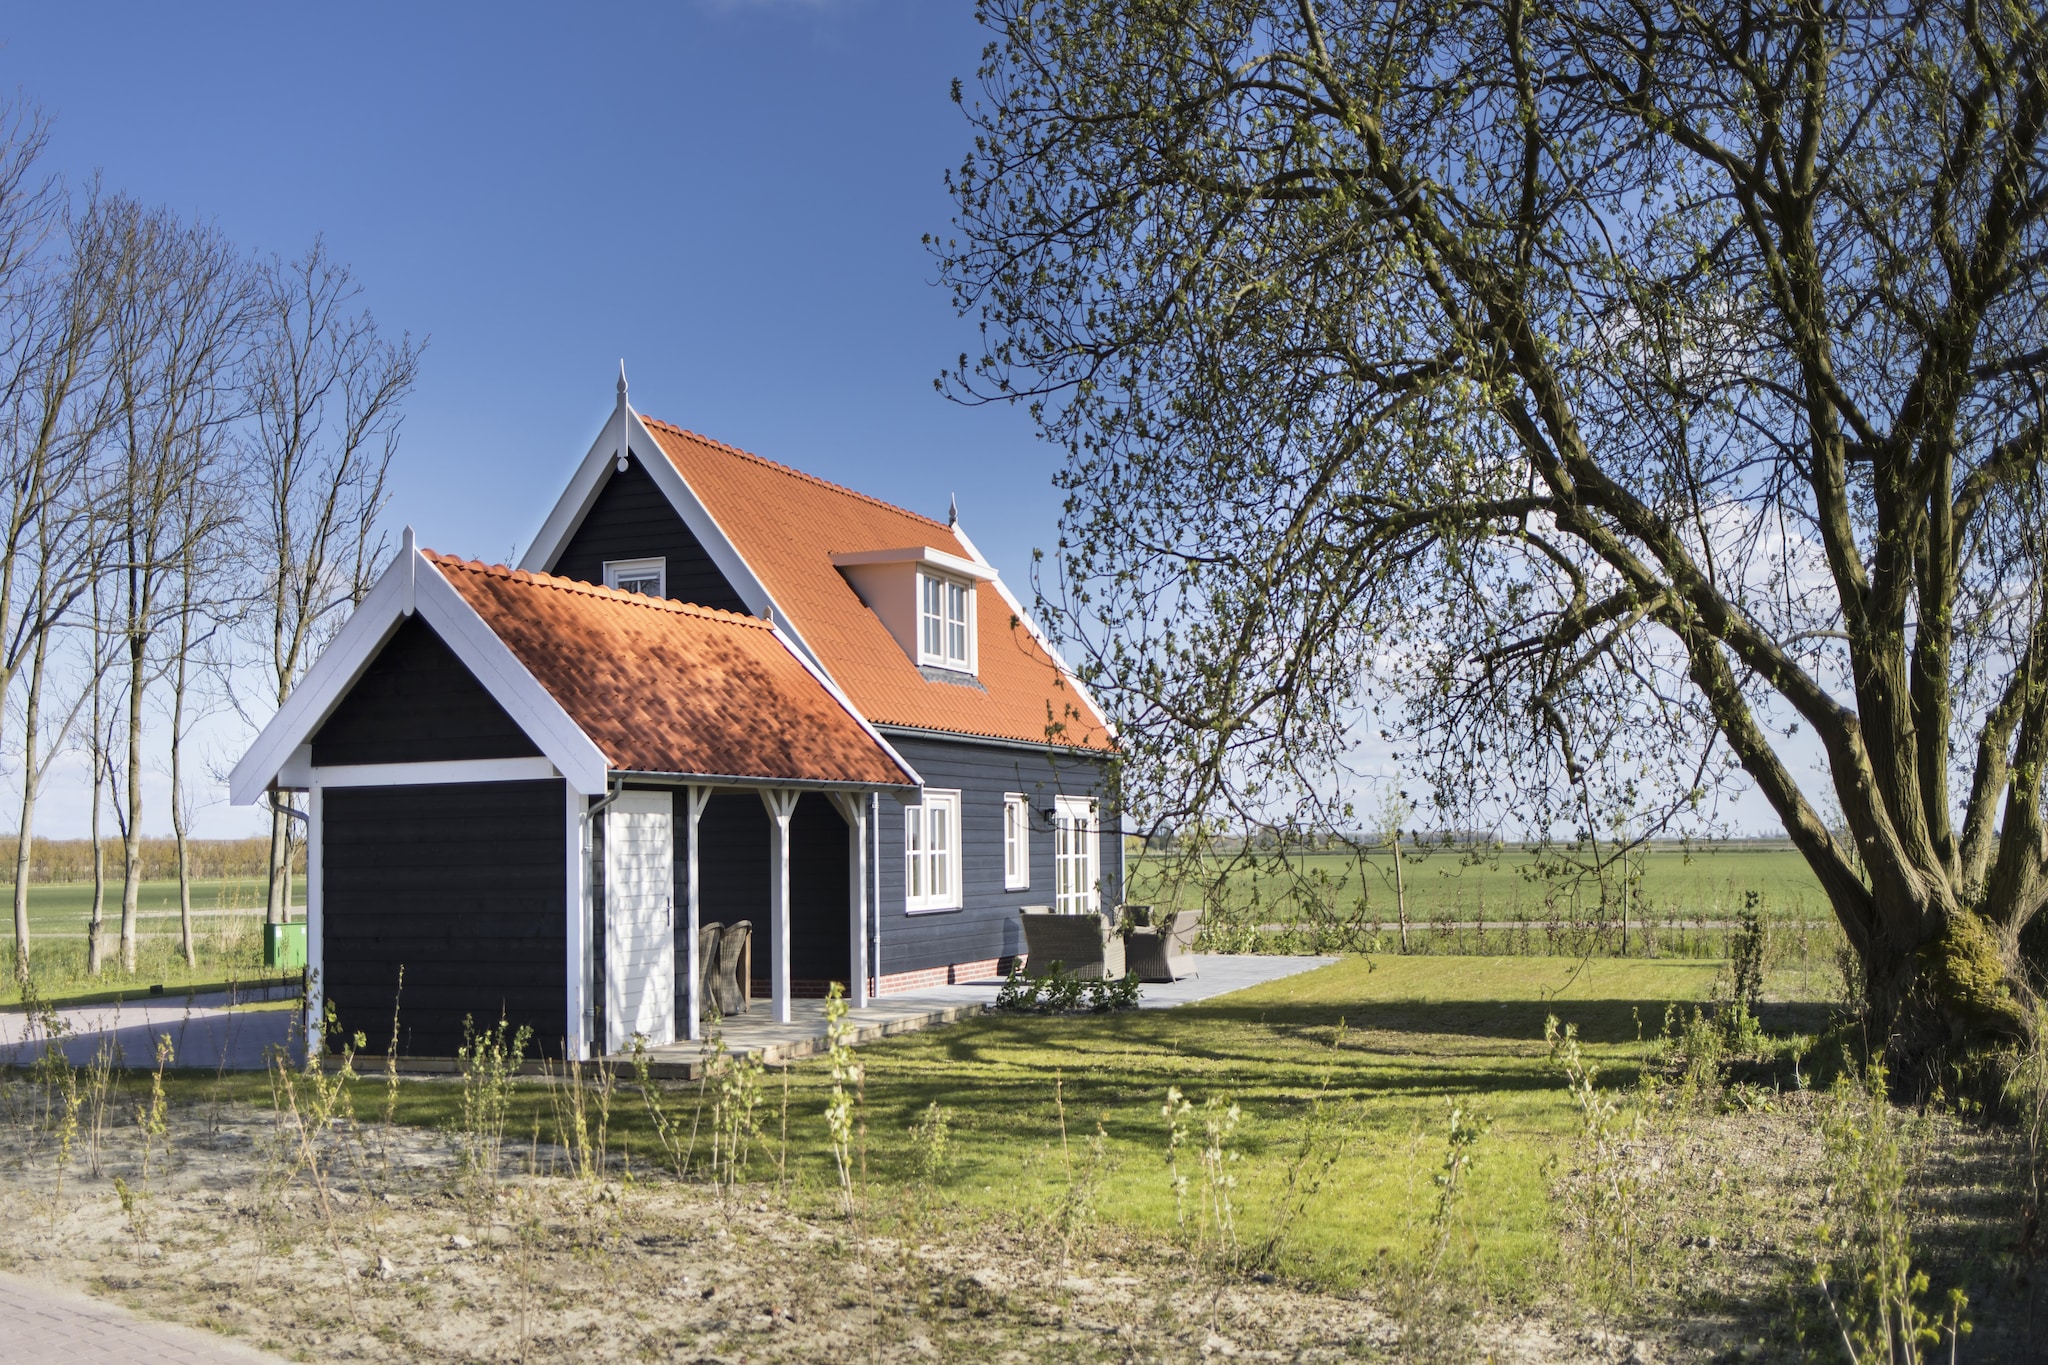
3;2;1043;574
2;2;1069;837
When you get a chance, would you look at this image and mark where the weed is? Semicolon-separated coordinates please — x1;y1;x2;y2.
629;1040;691;1180
823;982;862;1216
706;1030;764;1190
134;1032;173;1184
1252;1075;1352;1273
1547;1014;1657;1298
1813;1063;1971;1363
455;1013;531;1202
1427;1100;1488;1275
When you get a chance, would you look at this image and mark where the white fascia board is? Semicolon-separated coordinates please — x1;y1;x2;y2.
518;402;630;575
412;560;612;796
768;619;925;792
229;560;410;805
947;520;1120;743
829;545;997;582
313;757;561;788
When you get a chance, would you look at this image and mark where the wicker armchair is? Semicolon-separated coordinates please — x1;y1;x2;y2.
709;920;752;1015
1125;906;1203;983
1018;906;1126;980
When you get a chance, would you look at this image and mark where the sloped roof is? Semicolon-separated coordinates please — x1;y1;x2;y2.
428;553;916;787
635;418;1114;751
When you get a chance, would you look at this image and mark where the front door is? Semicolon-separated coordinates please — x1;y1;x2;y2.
606;791;675;1051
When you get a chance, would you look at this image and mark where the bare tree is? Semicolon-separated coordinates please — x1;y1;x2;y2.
103;205;249;971
243;239;419;927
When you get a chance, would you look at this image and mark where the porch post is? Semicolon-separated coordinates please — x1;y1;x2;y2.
685;785;710;1041
831;793;869;1008
760;788;801;1024
304;783;323;1064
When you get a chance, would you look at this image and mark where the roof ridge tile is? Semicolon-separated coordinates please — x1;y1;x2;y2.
422;550;774;629
637;415;954;534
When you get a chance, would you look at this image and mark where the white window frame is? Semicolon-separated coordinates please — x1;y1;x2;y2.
917;570;975;673
1053;795;1100;915
905;790;962;912
604;557;666;597
1003;793;1030;891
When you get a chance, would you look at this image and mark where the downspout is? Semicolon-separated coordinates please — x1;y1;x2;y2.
583;775;623;1056
871;790;882;995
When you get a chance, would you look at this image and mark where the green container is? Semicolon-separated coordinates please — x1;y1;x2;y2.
264;921;307;969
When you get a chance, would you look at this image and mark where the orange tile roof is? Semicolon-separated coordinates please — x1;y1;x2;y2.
427;553;916;787
636;418;1114;751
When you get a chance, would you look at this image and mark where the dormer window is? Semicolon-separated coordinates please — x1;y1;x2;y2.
920;572;973;671
831;545;994;677
604;557;666;597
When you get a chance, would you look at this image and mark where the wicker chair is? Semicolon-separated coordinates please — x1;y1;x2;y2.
710;920;752;1015
695;924;722;1019
1019;906;1126;980
1126;905;1203;983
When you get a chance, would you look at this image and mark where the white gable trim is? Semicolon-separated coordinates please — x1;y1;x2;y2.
517;394;829;671
229;549;613;804
946;519;1119;742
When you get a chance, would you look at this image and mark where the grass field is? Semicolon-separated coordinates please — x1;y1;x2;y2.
0;877;289;1008
38;952;2031;1355
1128;842;1834;926
6;876;285;934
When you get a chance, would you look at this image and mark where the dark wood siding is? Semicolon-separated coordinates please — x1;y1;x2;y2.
874;736;1121;977
323;779;566;1058
548;452;748;612
311;616;541;767
675;789;851;997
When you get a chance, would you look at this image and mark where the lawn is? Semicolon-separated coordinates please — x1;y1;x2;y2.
1128;842;1836;931
8;876;288;935
177;954;1805;1298
71;952;2040;1356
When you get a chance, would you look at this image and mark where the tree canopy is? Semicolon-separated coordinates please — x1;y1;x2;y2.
937;0;2048;1074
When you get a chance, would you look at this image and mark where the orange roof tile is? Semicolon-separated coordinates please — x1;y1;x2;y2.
636;418;1114;751
427;553;916;787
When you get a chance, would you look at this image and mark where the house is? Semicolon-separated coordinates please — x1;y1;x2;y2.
230;371;1120;1060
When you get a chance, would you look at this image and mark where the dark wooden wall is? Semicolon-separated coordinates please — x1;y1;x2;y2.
547;452;749;612
873;736;1120;977
674;789;850;996
323;779;566;1058
311;616;541;767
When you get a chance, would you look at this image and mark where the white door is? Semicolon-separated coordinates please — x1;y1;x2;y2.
1053;796;1100;915
606;791;675;1051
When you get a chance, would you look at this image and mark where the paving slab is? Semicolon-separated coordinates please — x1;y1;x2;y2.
0;1271;286;1363
0;988;297;1072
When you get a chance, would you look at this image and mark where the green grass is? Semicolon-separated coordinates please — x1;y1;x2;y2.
162;953;1813;1300
1129;843;1834;925
7;876;283;935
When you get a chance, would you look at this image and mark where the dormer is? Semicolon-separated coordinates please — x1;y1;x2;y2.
830;546;998;677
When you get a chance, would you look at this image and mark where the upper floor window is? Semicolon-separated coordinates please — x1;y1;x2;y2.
905;790;962;912
604;557;666;597
919;571;973;671
1003;793;1030;890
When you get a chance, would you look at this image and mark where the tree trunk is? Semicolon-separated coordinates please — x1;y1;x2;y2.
266;803;289;927
8;636;43;984
120;630;144;973
86;745;105;977
169;603;194;969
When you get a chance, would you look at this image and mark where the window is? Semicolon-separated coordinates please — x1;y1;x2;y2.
604;557;666;597
905;791;962;911
918;571;973;671
1003;794;1030;891
1053;796;1099;915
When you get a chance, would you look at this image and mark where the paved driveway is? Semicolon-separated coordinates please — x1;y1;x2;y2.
0;988;295;1072
0;1272;287;1363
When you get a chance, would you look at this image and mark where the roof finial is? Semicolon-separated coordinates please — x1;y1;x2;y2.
948;493;958;526
617;359;628;402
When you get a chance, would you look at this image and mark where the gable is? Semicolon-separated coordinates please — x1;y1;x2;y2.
311;615;543;767
546;451;748;613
